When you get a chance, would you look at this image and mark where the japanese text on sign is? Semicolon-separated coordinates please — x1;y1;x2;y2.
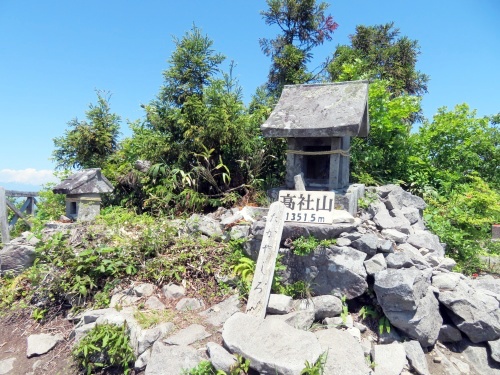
278;190;336;224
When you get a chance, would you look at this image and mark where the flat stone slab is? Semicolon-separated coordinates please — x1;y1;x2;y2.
164;324;210;346
145;341;203;375
26;333;64;358
0;358;15;375
223;312;322;375
315;328;370;375
372;342;407;375
199;294;241;327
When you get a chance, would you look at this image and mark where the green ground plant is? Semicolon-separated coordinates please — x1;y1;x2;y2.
290;236;336;256
72;323;135;375
301;352;327;375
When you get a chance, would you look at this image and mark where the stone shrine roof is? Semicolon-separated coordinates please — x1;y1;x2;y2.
52;168;113;195
261;81;369;138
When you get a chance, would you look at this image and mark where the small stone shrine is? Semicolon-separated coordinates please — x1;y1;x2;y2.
261;81;369;190
52;168;113;221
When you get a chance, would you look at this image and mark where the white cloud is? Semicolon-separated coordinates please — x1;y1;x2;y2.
0;169;59;186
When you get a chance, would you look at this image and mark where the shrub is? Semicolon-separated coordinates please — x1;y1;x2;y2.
72;323;135;374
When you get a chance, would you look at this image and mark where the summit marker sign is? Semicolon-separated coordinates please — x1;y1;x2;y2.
278;190;336;224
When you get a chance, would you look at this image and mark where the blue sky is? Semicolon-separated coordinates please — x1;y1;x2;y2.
0;0;498;191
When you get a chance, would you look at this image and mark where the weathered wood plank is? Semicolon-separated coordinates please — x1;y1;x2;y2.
340;136;351;188
246;201;286;319
0;187;10;244
5;200;32;229
5;190;39;198
329;137;341;190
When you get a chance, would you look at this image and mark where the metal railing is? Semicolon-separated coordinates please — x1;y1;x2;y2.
0;187;38;244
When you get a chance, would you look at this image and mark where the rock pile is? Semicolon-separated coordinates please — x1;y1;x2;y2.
8;184;500;374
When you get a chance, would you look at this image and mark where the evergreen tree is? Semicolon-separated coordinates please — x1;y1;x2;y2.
52;91;120;170
328;22;429;97
260;0;338;98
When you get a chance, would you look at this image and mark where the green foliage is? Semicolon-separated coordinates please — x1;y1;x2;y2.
340;295;349;324
233;257;256;286
301;351;327;375
349;80;421;184
357;191;378;210
184;360;224;375
279;280;313;299
52;91;121;170
424;176;500;273
410;104;500;192
358;305;378;320
328;22;429;97
230;354;251;375
260;0;338;97
117;26;268;214
290;236;336;256
72;323;135;375
134;309;174;329
378;316;391;335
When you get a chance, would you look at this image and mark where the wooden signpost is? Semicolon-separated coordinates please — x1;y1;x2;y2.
245;201;286;319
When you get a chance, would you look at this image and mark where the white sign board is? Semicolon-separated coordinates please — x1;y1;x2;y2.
278;190;336;224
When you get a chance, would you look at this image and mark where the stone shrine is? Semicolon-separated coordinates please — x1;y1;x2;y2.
52;168;113;221
261;80;369;214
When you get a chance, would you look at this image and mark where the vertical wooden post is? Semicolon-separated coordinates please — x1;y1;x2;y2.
0;187;10;244
329;137;341;190
340;136;351;188
246;202;286;319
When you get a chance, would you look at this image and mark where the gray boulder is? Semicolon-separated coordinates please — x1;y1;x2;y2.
206;342;237;373
267;294;293;315
186;214;223;238
407;231;445;257
281;221;360;242
0;358;15;374
266;310;315;331
280;245;368;299
489;339;500;363
403;340;430;375
26;333;64;358
223;312;322;375
165;324;210;346
381;229;408;243
145;342;203;375
315;328;371;375
454;339;500;374
372;342;408;375
374;268;442;346
311;295;342;320
351;233;379;257
199;294;241;327
161;283;185;299
385;252;415;269
175;297;204;311
373;205;398;230
401;206;421;224
364;253;387;275
136;322;174;356
433;272;500;343
384;186;426;211
0;243;36;275
438;324;463;343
